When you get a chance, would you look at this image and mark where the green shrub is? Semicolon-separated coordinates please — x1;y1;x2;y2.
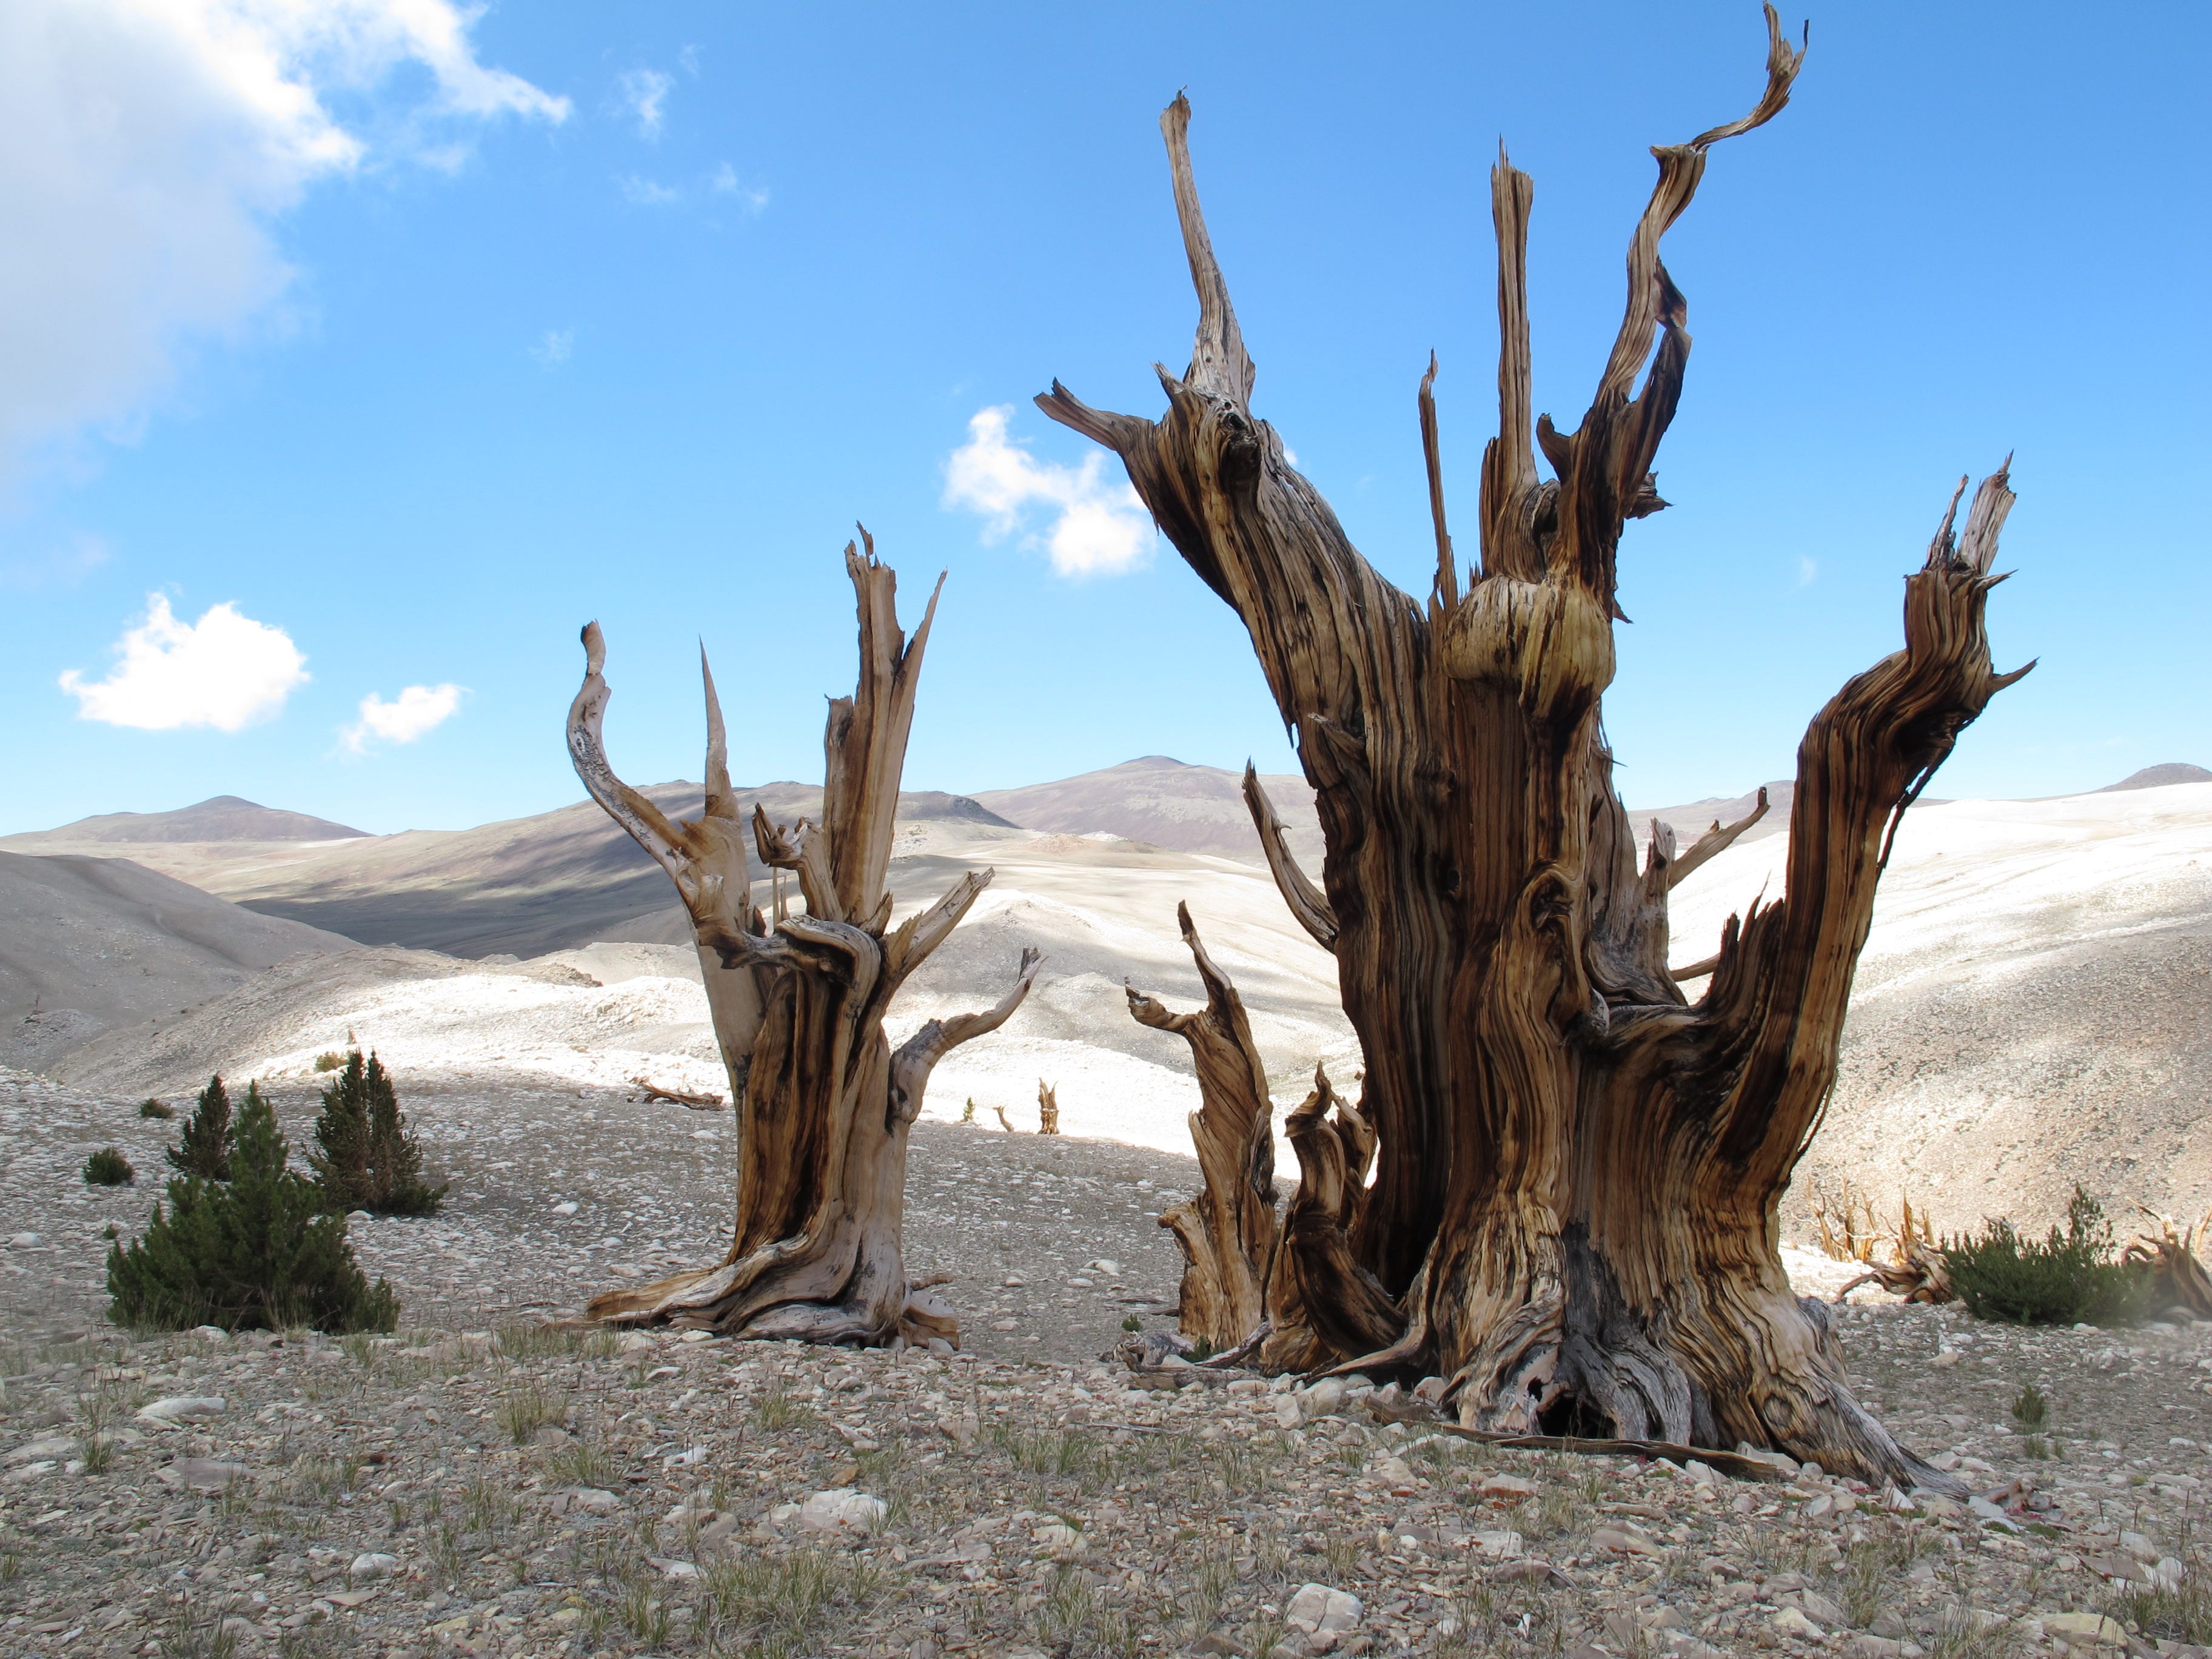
1947;1188;2153;1326
310;1051;446;1217
106;1079;396;1334
313;1051;346;1073
167;1074;233;1181
138;1098;173;1120
84;1147;134;1186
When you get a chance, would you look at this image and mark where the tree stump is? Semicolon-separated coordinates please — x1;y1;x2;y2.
1036;1081;1061;1136
566;533;1041;1346
1039;13;2028;1487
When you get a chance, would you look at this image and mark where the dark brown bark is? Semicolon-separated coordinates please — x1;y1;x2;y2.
566;534;1039;1346
1039;10;2028;1488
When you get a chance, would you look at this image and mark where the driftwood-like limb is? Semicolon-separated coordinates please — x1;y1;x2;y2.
891;948;1044;1126
569;631;766;1104
1666;786;1771;890
2127;1210;2212;1319
992;1104;1014;1134
1127;903;1281;1350
1241;763;1337;951
571;538;1031;1349
1036;1081;1061;1136
1039;18;2018;1491
634;1078;725;1110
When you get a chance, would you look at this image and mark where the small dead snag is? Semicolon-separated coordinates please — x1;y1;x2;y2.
1041;12;2027;1488
1125;903;1280;1351
1037;1082;1061;1136
567;534;1041;1346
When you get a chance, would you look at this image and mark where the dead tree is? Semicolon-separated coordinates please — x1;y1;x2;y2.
1125;903;1280;1350
1036;1081;1061;1136
566;534;1040;1344
1040;12;2028;1486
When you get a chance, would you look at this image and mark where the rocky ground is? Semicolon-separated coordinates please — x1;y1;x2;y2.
4;1066;2212;1658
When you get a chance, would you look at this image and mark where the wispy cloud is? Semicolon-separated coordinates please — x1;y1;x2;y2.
708;163;769;214
0;0;569;483
618;174;681;207
2;531;110;591
943;406;1156;578
59;593;307;731
1797;555;1818;588
341;682;465;754
619;68;672;140
529;329;573;368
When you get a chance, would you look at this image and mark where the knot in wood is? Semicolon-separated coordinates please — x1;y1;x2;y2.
1441;575;1615;726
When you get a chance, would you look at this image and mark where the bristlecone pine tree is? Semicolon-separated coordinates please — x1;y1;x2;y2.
108;1081;396;1333
1045;12;2028;1488
568;532;1040;1345
310;1051;446;1216
167;1073;233;1181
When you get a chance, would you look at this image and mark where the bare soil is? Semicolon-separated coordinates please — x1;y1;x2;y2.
5;1066;2212;1659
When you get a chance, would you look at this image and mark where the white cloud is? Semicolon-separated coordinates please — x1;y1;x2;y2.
59;592;307;731
942;406;1156;578
341;682;464;753
620;68;671;139
1797;555;1818;588
529;328;573;368
0;0;569;480
618;173;680;207
708;162;769;213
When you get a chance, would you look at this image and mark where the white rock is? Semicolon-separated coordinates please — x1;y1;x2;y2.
137;1395;226;1423
798;1487;886;1533
1770;1606;1823;1640
191;1325;228;1342
7;1233;39;1248
570;1487;621;1516
1284;1583;1363;1637
1034;1523;1087;1560
551;1201;580;1216
1272;1395;1304;1430
1085;1259;1121;1275
1301;1377;1347;1417
349;1552;398;1581
8;1436;78;1464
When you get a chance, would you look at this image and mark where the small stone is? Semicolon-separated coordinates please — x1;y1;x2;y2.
798;1487;886;1532
551;1201;579;1215
926;1337;954;1356
1034;1522;1087;1561
137;1395;226;1423
1849;1638;1902;1658
1301;1377;1348;1416
1085;1259;1121;1274
1285;1583;1363;1637
1272;1395;1304;1430
1370;1455;1415;1486
349;1552;398;1581
1770;1606;1823;1640
1929;1349;1961;1369
1478;1472;1536;1501
1591;1524;1660;1557
1797;1590;1846;1626
2043;1611;2126;1647
159;1458;250;1490
680;1329;714;1342
8;1233;39;1248
990;1318;1019;1332
570;1487;621;1516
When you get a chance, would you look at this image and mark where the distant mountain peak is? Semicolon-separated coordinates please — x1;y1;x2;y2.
21;798;370;844
2099;762;2212;793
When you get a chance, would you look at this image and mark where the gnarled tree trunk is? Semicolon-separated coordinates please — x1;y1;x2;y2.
1041;11;2028;1488
566;534;1040;1346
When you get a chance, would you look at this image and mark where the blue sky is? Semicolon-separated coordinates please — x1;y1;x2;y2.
2;2;2205;836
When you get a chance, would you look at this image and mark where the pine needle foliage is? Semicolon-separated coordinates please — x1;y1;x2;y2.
167;1074;233;1181
1948;1187;2154;1326
84;1147;133;1186
310;1051;446;1217
107;1081;396;1334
